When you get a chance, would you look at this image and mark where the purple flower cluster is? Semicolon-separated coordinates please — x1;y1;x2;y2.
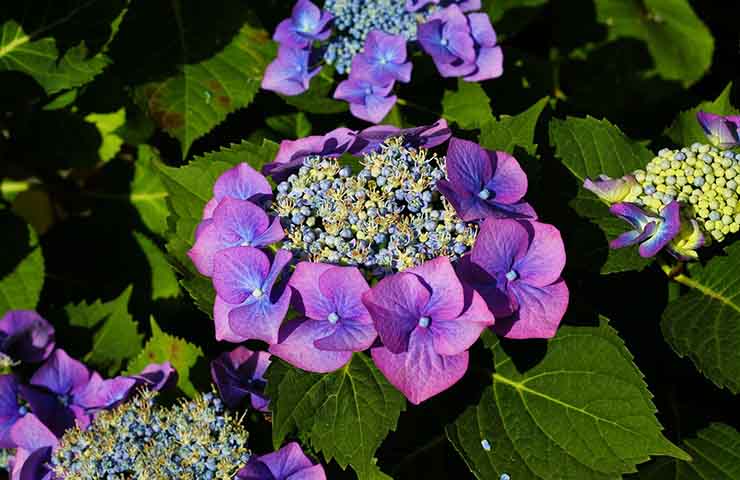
194;121;570;405
0;310;175;479
261;0;502;123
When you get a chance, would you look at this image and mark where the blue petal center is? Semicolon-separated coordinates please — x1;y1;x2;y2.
418;316;431;328
327;312;340;324
505;270;518;281
478;188;491;200
252;288;264;298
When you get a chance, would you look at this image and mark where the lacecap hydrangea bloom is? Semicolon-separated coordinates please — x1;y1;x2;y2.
192;120;569;404
262;0;503;123
584;112;740;261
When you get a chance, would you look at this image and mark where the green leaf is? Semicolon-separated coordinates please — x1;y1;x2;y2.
66;286;143;375
593;0;713;85
665;82;738;147
282;68;348;114
135;23;276;156
133;232;180;301
131;146;169;236
0;20;109;94
126;317;204;398
266;112;312;139
550;116;654;184
442;79;493;129
635;423;740;479
661;241;740;394
0;214;44;312
158;139;278;315
478;96;548;155
447;319;689;479
85;108;126;163
266;355;406;480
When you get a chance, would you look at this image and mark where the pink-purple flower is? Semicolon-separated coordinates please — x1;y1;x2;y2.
211;347;271;412
0;310;55;364
350;31;413;85
270;263;377;373
202;163;272;221
459;218;569;339
237;442;326;480
273;0;333;49
261;45;321;96
609;201;681;258
437;137;536;221
363;257;494;404
418;6;476;78
697;111;740;149
333;78;397;124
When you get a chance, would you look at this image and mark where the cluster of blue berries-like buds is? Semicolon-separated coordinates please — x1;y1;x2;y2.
51;390;250;480
273;136;478;272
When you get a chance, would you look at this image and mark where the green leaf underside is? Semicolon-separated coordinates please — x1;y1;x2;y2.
125;317;203;398
447;319;689;480
131;146;169;236
136;23;276;156
0;224;44;312
158;139;278;315
478;96;548;156
661;241;740;394
0;20;109;94
265;355;406;480
549;117;655;274
636;423;740;479
665;83;738;147
593;0;713;85
442;79;494;130
66;286;143;375
133;232;180;300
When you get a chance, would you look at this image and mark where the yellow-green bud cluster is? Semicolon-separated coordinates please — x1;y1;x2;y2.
632;144;740;242
51;390;250;480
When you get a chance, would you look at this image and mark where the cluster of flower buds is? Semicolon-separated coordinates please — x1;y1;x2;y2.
262;0;502;122
0;310;175;479
191;120;570;404
51;391;250;480
584;111;740;260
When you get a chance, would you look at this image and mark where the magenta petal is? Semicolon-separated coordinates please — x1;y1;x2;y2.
214;296;249;343
30;349;90;395
313;321;377;352
269;320;351;373
430;289;493;356
464;46;504;82
188;221;223;276
228;287;291;345
456;254;514;319
318;266;371;321
407;256;464;320
485;151;528;204
467;12;497;46
495;279;569;339
471;218;529;279
513;221;566;287
202;198;220;220
74;373;136;411
288;262;335;319
9;413;57;451
214;163;272;204
131;362;177;392
212;247;271;305
362;272;431;354
371;328;469;404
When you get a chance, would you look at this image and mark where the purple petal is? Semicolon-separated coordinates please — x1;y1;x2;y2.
495;279;569;339
471;218;529;279
351;31;412;84
130;362;177;392
350;93;398;124
273;0;332;48
456;254;513;318
407;256;465;320
318;266;371;322
74;373;136;411
638;201;681;257
313;321;377;352
214;163;272;205
19;386;75;437
429;289;493;356
0;311;55;363
464;45;504;82
211;347;271;411
213;247;271;305
262;46;320;96
445;137;491;194
362;272;431;354
17;446;54;480
467;12;496;46
610;221;657;250
485;151;528;205
0;375;21;448
239;442;325;480
609;202;656;230
202;198;220;221
583;174;639;204
418;20;457;64
697;111;740;148
9;413;57;451
30;349;89;396
214;295;250;343
288;262;335;319
227;287;292;345
269;319;351;373
348;119;451;155
513;221;566;287
371;328;469;404
405;0;438;11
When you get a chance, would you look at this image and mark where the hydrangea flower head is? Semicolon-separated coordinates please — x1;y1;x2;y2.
273;0;333;48
583;174;642;204
610;201;681;258
418;5;476;78
363;256;493;403
261;45;321;96
0;310;55;364
697;111;740;149
213;248;292;344
437;137;535;221
460;218;568;339
237;442;326;480
211;347;271;412
270;263;376;372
